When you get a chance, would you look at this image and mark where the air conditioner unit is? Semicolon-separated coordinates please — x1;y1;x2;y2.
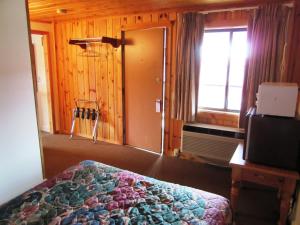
181;123;244;166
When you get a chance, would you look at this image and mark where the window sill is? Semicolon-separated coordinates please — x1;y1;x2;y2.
197;109;239;128
198;108;239;116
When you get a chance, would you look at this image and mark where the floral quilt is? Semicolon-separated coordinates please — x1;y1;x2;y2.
0;160;231;225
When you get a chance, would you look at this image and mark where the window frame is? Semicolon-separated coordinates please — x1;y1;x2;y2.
199;27;247;113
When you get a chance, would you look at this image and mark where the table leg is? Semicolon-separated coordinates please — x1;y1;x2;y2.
278;179;296;225
231;168;242;213
231;179;241;212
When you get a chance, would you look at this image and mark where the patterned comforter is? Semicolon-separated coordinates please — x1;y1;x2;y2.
0;160;231;225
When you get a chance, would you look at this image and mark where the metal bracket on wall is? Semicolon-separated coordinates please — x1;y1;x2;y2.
69;36;122;49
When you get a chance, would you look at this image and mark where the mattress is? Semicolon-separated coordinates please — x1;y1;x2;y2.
0;160;231;225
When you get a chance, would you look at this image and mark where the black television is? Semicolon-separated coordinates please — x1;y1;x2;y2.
244;108;300;172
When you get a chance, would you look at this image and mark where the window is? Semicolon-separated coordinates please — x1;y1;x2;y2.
198;28;248;112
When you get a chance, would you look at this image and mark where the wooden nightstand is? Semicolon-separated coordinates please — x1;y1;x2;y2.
230;144;300;225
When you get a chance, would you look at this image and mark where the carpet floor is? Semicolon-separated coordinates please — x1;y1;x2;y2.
41;133;280;225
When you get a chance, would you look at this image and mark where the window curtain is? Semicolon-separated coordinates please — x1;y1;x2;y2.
172;12;205;122
239;4;293;128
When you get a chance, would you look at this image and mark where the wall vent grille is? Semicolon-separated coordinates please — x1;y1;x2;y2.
182;127;243;165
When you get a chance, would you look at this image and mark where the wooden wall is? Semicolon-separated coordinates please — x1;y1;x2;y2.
45;2;300;154
55;18;122;144
54;12;177;147
51;9;257;153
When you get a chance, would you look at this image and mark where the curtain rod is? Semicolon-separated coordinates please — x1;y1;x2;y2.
198;2;294;15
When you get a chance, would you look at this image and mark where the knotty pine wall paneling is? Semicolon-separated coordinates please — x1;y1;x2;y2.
74;20;85;135
55;23;65;132
54;8;291;154
53;10;252;153
112;18;123;145
55;18;119;143
54;12;177;148
204;10;249;28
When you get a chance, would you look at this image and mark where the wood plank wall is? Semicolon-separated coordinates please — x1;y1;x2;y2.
55;18;122;144
54;12;177;147
51;5;300;154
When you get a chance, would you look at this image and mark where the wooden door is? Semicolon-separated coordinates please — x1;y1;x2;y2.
125;28;165;153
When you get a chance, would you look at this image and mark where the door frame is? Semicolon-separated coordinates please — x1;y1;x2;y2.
31;21;60;133
121;24;170;155
31;31;55;133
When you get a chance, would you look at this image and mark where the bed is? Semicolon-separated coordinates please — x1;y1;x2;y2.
0;160;231;225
